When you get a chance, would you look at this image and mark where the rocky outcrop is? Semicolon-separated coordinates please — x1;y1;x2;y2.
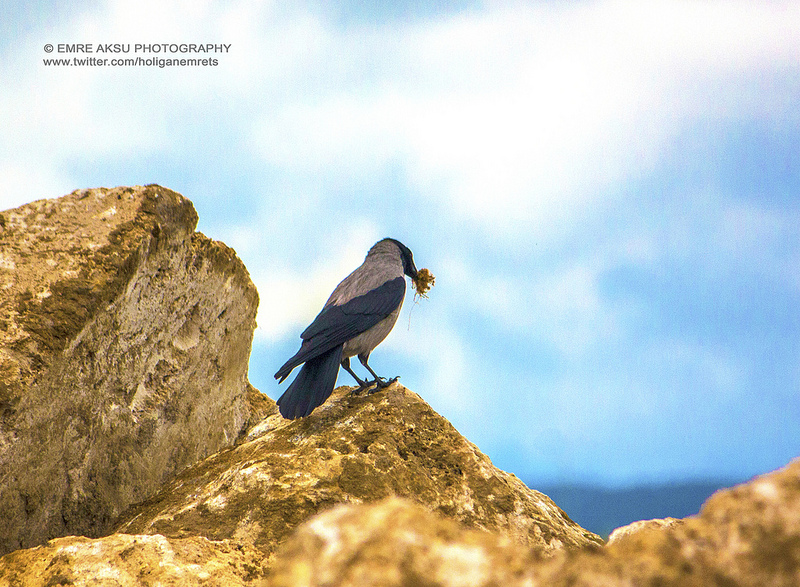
533;457;800;586
0;533;268;586
0;186;260;555
6;458;799;586
606;516;684;545
267;497;542;587
116;384;603;561
265;459;800;586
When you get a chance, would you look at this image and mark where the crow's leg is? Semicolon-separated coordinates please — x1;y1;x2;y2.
341;357;372;392
358;353;398;392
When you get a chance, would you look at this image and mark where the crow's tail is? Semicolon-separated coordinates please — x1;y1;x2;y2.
277;345;343;419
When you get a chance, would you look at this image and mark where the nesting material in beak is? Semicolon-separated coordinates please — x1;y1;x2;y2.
412;268;435;300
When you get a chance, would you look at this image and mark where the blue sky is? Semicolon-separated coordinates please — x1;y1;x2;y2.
2;1;799;487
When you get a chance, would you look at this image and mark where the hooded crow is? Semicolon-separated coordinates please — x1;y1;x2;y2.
275;238;420;419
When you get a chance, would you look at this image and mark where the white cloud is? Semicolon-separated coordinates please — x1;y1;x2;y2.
0;0;303;209
4;0;799;222
246;1;800;242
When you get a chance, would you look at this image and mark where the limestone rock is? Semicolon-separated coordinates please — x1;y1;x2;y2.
534;457;800;586
117;384;603;562
267;497;541;587
0;533;268;586
606;517;684;546
0;186;262;555
5;458;799;586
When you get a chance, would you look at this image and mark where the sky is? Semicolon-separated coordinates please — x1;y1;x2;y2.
2;0;799;487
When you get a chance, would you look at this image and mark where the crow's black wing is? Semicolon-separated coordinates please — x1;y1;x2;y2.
275;276;405;381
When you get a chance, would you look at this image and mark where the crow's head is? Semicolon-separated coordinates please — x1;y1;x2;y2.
385;238;418;280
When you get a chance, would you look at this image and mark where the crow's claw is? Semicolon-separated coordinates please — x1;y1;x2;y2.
349;380;376;396
373;376;399;390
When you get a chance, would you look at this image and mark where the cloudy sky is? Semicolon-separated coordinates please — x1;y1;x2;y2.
3;0;799;487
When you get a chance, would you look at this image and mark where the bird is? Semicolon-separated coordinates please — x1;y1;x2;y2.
274;238;420;419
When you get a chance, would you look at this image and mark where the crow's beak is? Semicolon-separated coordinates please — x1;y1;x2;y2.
406;259;419;280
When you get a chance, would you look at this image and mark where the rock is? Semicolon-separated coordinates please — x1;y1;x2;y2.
6;458;799;586
0;185;263;555
0;533;268;586
606;517;684;546
267;497;542;587
116;384;603;563
533;457;800;586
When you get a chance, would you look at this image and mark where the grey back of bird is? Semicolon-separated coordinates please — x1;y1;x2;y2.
328;240;406;359
326;239;406;307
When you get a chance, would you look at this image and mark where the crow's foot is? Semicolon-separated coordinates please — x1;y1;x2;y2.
372;376;399;391
348;376;399;396
349;380;377;396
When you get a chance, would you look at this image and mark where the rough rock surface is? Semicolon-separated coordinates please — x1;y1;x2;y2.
0;185;260;555
3;458;800;586
606;516;684;545
533;457;800;586
0;533;268;586
267;497;542;587
117;384;603;562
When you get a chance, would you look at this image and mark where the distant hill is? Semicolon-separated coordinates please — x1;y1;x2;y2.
538;480;744;539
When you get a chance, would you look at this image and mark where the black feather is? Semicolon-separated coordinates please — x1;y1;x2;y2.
277;345;343;419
